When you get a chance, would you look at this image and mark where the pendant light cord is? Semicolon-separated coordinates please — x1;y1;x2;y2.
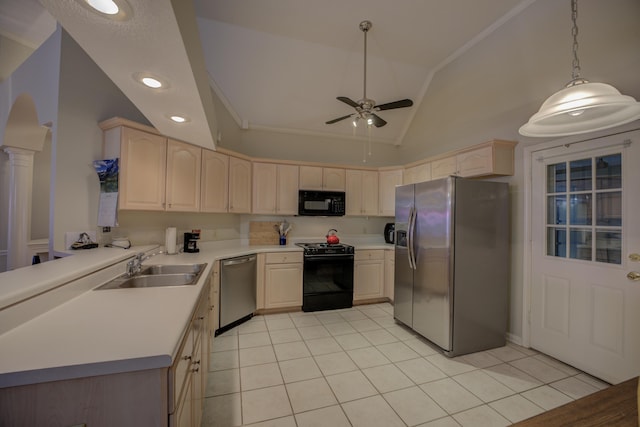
570;0;583;83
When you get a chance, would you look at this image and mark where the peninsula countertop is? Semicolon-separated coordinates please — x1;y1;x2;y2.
0;238;393;388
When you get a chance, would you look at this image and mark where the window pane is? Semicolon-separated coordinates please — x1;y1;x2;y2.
596;154;622;190
547;228;567;257
570;158;592;191
547;195;566;225
570;229;592;261
569;194;592;225
596;192;622;226
596;231;622;264
547;163;566;193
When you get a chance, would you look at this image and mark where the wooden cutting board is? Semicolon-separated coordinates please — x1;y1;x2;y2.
249;221;280;245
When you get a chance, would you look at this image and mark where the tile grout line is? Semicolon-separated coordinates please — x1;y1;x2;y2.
205;303;603;426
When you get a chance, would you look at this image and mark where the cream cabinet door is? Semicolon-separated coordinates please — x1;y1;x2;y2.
384;250;394;301
403;163;431;184
201;150;229;213
277;164;299;215
229;156;252;213
457;146;493;177
431;156;457;180
166;139;201;212
209;261;220;334
378;169;403;216
264;263;303;309
354;260;384;300
354;250;385;300
323;167;346;191
345;170;364;215
119;127;167;211
299;166;323;190
346;170;378;216
252;162;278;214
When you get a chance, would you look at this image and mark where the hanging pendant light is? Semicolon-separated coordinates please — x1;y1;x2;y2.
519;0;640;137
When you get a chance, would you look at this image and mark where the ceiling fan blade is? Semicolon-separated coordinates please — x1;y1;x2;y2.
337;96;360;108
371;114;387;128
375;99;414;111
325;113;354;125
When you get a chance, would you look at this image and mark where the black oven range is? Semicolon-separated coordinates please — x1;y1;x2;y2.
295;242;354;312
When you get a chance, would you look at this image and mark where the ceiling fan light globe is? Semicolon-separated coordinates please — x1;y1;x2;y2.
519;81;640;137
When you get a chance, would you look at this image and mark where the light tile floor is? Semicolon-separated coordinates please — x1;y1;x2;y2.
202;303;609;427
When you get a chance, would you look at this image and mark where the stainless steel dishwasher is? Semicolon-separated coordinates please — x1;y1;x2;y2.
217;254;257;335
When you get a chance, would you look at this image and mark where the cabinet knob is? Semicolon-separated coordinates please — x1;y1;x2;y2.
182;355;192;361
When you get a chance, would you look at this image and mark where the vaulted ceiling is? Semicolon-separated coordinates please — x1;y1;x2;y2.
2;0;639;159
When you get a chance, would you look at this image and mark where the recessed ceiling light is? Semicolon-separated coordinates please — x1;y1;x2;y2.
78;0;132;20
169;115;189;123
133;72;168;89
142;77;162;88
86;0;119;15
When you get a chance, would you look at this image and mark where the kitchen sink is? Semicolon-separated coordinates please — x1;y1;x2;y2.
139;263;206;276
95;263;207;290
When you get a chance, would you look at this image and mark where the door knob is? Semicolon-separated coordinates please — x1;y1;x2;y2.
629;253;640;262
627;271;640;281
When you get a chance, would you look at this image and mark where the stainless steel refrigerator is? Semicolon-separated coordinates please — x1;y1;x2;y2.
394;176;509;357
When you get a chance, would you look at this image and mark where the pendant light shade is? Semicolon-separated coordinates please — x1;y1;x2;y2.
519;80;640;137
519;0;640;137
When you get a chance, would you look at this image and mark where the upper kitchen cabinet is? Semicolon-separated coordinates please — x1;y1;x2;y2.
431;140;517;180
346;169;378;216
252;162;299;215
277;164;299;215
299;166;345;191
102;123;167;211
166;139;201;212
404;162;432;185
378;168;403;216
201;150;229;213
228;155;252;213
252;162;277;214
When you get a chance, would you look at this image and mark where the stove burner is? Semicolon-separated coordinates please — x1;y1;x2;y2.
296;242;354;255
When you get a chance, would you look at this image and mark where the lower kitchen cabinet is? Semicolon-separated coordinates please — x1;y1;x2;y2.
209;261;220;334
263;252;303;309
0;280;211;427
384;249;395;302
354;250;385;301
170;281;209;427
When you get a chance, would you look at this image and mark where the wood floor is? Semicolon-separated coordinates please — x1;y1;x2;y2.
512;376;638;426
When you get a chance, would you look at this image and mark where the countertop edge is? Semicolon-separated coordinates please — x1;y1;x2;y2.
0;355;171;389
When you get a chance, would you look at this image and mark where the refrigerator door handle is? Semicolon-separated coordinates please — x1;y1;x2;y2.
407;206;417;270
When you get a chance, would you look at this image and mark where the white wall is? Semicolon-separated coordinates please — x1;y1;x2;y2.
0;27;62;270
392;0;640;343
52;30;150;252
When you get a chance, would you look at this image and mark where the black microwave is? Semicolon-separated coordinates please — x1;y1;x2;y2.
298;190;346;216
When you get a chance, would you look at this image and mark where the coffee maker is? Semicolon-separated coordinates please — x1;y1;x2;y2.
183;231;200;253
384;223;395;244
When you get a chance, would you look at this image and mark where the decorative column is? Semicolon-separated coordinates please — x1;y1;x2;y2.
4;147;36;270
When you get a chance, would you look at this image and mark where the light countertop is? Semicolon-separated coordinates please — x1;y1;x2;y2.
0;238;393;388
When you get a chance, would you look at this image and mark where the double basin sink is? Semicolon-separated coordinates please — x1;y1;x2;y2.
96;263;207;290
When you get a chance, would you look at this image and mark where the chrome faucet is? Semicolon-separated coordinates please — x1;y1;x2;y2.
126;250;166;277
126;252;145;277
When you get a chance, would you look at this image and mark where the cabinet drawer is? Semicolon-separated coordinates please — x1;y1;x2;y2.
355;250;384;261
169;327;193;412
265;251;303;264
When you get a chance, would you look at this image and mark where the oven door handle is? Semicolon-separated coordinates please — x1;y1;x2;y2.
303;255;354;262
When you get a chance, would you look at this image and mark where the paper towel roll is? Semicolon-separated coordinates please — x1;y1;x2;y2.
165;227;177;254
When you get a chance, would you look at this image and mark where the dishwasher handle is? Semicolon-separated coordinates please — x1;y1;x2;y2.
222;255;257;267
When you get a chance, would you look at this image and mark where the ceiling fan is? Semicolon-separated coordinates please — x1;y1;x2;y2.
326;20;413;128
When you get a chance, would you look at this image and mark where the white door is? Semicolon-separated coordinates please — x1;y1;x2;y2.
530;130;640;384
